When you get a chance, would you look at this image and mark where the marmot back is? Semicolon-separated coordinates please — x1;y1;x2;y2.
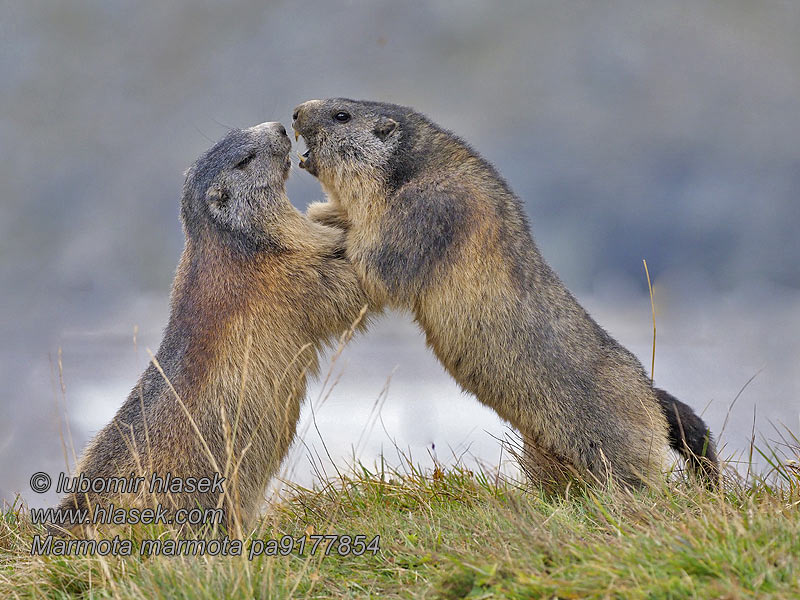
292;98;718;488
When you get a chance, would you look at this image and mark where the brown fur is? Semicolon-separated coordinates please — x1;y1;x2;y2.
53;122;367;533
293;99;718;488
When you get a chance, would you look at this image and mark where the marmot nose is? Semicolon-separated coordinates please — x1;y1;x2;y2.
292;109;300;122
276;123;287;136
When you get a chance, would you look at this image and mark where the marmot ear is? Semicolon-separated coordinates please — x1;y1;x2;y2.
373;117;398;141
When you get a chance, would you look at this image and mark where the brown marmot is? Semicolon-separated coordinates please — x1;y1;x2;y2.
53;122;367;533
291;98;718;488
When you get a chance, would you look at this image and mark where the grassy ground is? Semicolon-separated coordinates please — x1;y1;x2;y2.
2;443;799;600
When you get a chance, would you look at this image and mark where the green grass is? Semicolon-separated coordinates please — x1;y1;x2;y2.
3;444;800;600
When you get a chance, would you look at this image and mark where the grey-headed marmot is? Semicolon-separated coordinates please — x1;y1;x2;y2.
292;98;718;488
54;122;367;532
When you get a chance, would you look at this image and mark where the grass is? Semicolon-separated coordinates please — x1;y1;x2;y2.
2;440;799;599
6;301;798;598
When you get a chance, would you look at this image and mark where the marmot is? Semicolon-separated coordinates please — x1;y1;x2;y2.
54;122;367;533
292;98;718;488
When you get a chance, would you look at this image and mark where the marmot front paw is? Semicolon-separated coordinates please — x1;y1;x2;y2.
307;201;350;231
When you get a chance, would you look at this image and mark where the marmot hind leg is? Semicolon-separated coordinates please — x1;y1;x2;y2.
519;433;582;493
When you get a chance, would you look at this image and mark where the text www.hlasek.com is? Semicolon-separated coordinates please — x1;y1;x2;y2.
31;504;224;526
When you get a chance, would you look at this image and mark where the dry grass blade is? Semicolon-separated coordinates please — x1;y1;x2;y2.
642;258;656;384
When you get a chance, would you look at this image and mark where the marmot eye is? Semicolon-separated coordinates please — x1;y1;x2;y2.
234;153;256;169
334;111;351;123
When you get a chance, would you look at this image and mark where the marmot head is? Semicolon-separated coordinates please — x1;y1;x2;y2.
181;122;292;254
292;98;423;189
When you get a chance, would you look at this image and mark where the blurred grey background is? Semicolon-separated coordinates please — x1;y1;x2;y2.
2;1;799;508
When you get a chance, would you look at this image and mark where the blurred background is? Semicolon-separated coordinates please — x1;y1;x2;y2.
2;1;798;509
